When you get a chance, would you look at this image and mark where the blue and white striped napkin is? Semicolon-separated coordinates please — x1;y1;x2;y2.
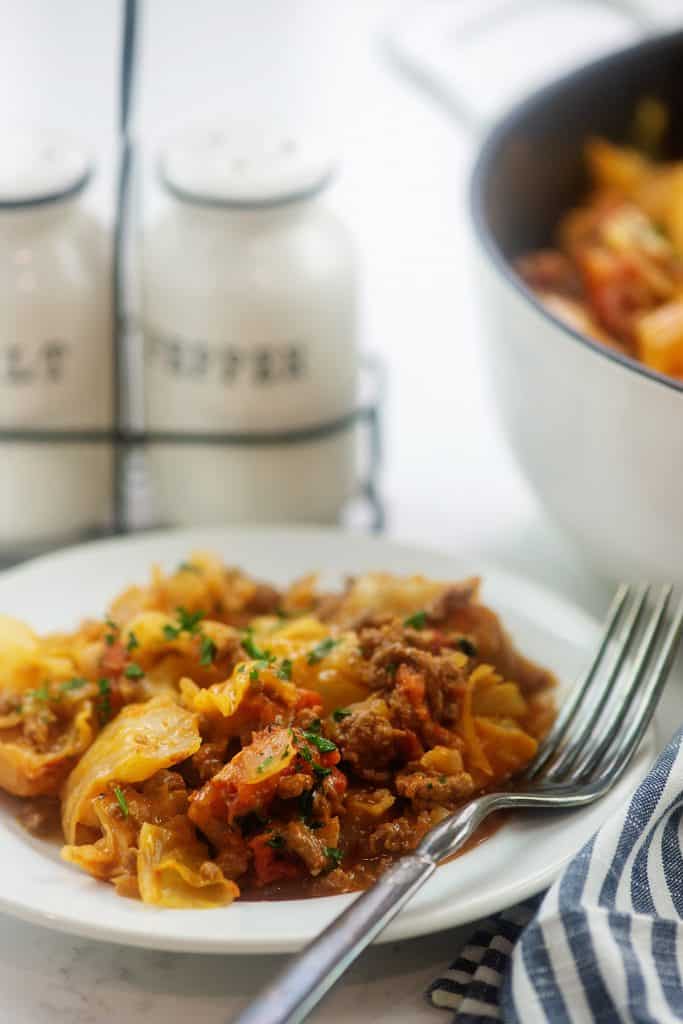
428;726;683;1022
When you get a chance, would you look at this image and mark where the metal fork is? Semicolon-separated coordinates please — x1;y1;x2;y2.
233;584;683;1024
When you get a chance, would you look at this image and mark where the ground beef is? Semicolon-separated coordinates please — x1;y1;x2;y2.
245;583;282;616
331;699;419;783
284;819;339;876
138;769;189;820
391;655;462;733
212;634;247;676
358;630;466;746
312;866;360;895
395;767;474;810
312;772;346;820
293;706;323;731
117;774;191;848
214;827;251;880
185;741;229;785
428;579;480;621
276;773;311;800
368;813;434;857
444;602;556;695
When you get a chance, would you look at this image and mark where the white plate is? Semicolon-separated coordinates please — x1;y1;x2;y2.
0;526;656;954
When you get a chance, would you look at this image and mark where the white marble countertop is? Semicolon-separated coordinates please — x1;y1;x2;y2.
3;2;682;1021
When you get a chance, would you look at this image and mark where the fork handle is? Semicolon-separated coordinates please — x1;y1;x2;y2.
232;796;499;1024
231;853;435;1024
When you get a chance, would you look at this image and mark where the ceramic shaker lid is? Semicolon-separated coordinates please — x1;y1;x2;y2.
159;119;337;206
0;135;91;207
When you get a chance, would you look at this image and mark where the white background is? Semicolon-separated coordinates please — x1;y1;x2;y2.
2;1;683;1020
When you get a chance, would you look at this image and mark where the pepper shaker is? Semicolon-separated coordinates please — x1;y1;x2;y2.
141;123;359;526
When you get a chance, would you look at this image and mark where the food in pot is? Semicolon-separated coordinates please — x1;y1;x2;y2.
518;112;683;380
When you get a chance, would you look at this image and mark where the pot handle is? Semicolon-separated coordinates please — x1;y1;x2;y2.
384;0;662;133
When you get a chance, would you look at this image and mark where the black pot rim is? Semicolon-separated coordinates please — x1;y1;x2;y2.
469;25;683;397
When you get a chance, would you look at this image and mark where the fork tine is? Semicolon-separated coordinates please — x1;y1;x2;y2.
570;585;673;780
525;583;631;779
594;595;683;787
542;584;650;781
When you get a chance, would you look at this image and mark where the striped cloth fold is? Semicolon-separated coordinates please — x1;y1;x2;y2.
428;726;683;1022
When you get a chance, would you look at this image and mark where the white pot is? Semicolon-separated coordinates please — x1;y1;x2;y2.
467;29;683;584
475;247;683;583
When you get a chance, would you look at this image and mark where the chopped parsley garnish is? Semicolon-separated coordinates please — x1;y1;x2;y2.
281;745;291;759
164;607;205;640
256;756;275;775
324;846;343;867
385;663;398;678
124;663;144;679
22;683;53;705
313;765;331;778
302;731;337;754
456;637;477;657
266;834;285;849
332;708;351;722
60;677;88;693
241;630;270;661
177;562;200;574
298;744;313;764
199;636;217;667
97;678;112;724
307;717;321;735
126;631;139;652
177;607;205;634
278;658;293;681
104;618;118;646
249;658;274;682
113;786;129;817
404;610;427;630
307;637;337;665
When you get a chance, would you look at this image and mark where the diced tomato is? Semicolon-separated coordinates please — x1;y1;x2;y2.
240;694;279;729
428;630;447;654
249;834;302;886
100;642;127;675
317;748;340;770
295;688;324;713
398;729;424;761
202;727;299;823
396;665;427;716
396;667;449;750
189;725;339;832
329;765;348;798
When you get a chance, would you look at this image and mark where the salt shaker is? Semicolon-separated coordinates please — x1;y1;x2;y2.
0;137;113;558
142;124;359;525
